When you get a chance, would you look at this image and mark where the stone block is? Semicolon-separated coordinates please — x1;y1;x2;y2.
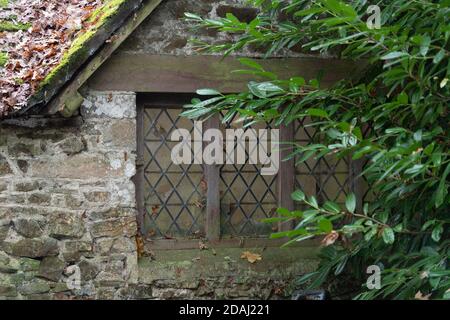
38;257;66;282
81;92;136;119
0;285;17;297
77;259;100;281
8;141;44;157
28;193;52;206
48;212;84;239
30;154;122;179
18;278;51;295
90;217;137;238
19;258;41;272
62;240;93;262
13;218;44;238
14;181;40;192
216;5;259;23
3;237;59;258
84;191;110;203
0;155;12;176
0;251;20;273
56;136;86;155
103;119;136;149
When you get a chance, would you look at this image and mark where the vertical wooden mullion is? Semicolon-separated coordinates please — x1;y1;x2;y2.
278;122;295;231
134;104;145;235
204;115;221;241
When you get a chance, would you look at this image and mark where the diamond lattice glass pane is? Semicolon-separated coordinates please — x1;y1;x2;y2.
142;108;205;239
219;112;278;236
294;118;352;207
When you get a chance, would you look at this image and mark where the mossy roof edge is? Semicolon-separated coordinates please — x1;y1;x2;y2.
13;0;145;117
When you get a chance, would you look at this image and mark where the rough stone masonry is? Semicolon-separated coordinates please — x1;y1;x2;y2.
0;92;140;299
0;0;320;300
0;90;318;300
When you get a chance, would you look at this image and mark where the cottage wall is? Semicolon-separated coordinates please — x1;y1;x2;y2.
0;0;319;300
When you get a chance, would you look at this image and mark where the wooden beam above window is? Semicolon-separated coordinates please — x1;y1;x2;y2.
87;53;368;93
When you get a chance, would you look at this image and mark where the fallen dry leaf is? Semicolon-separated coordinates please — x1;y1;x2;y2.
414;291;431;300
321;230;339;246
151;205;159;216
240;251;262;264
199;241;208;250
0;0;104;116
135;234;145;258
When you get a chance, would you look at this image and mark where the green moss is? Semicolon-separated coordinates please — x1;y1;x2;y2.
0;52;7;67
37;0;128;92
0;20;30;32
88;0;128;24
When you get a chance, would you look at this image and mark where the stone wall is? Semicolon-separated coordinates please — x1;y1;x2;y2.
0;91;139;299
119;0;321;57
0;90;319;300
0;0;320;300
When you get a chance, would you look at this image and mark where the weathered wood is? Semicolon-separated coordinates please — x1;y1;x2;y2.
44;0;163;116
144;237;320;250
134;104;146;235
204;115;221;241
25;0;147;115
278;123;295;231
87;53;368;93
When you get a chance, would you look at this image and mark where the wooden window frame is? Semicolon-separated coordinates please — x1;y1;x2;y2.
135;94;299;249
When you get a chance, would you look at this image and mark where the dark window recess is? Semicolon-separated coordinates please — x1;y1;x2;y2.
135;94;368;249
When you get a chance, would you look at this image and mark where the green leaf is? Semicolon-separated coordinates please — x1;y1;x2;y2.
291;190;305;202
352;146;374;160
397;92;408;104
323;201;341;214
404;164;424;175
435;163;450;208
196;88;222;96
419;35;431;56
308;195;319;208
345;193;356;213
413;130;422;141
306;108;329;118
248;81;284;98
276;207;291;216
382;227;395;244
318;218;333;233
431;224;443;242
365;227;377;241
238;58;264;71
385;127;408;134
381;52;409;60
444;290;450;300
290;77;305;86
261;217;286;224
225;12;240;23
421;219;436;231
184;12;202;20
294;7;326;17
321;0;357;17
327;128;342;139
433;49;446;64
